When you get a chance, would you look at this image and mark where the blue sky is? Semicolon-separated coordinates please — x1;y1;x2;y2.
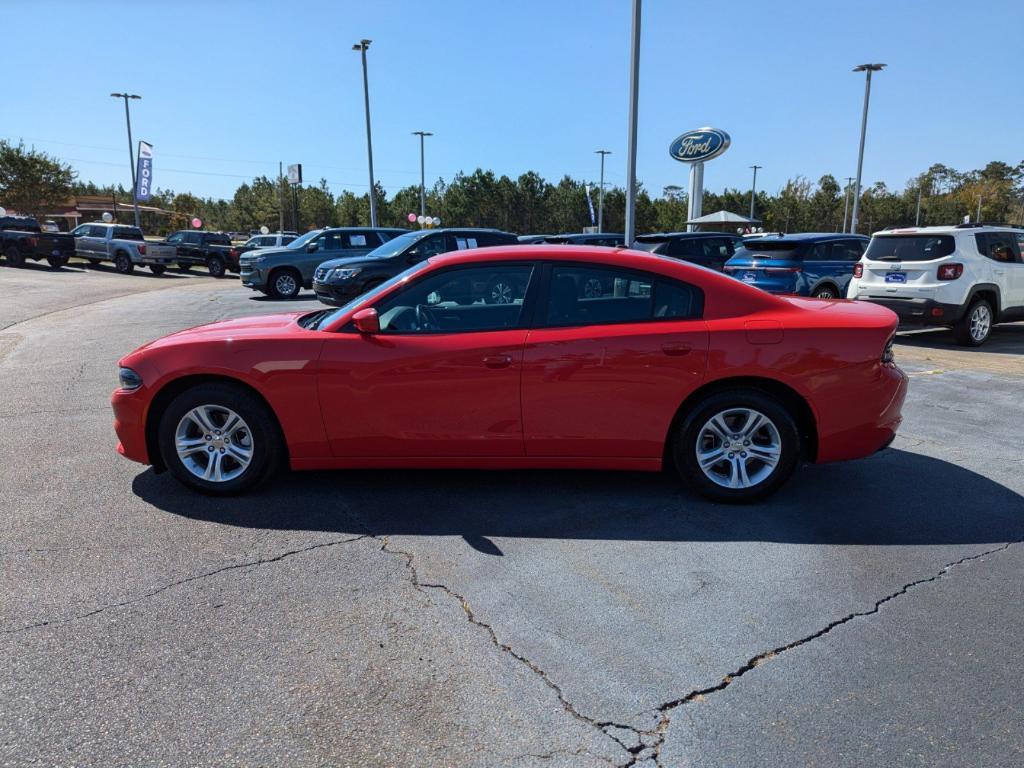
6;0;1022;201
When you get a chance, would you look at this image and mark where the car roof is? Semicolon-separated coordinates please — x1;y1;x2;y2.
740;232;867;243
635;231;740;241
873;224;1022;236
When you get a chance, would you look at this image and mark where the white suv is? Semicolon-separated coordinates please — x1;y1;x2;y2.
847;224;1024;345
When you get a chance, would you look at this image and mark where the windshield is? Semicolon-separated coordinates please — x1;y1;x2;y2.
363;230;433;259
865;234;955;262
286;230;322;249
309;261;431;330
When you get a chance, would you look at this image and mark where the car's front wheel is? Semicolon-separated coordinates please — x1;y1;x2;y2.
149;264;167;276
954;299;993;346
674;389;799;503
268;268;301;299
158;383;281;495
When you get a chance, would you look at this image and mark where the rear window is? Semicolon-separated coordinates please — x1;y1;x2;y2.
112;227;144;241
733;241;801;260
206;233;231;245
864;235;955;262
632;238;668;254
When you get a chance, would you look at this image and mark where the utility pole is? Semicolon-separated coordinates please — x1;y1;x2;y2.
749;164;762;222
595;150;611;232
110;92;142;228
842;176;855;232
353;39;378;227
412;131;433;218
849;63;885;235
976;194;983;223
623;0;642;245
278;161;285;233
915;185;923;226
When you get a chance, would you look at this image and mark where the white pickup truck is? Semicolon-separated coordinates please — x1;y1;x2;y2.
71;222;178;275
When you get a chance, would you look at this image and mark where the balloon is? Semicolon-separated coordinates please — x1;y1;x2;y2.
191;217;202;229
432;217;441;226
416;215;425;225
101;212;113;223
260;225;270;235
407;212;417;223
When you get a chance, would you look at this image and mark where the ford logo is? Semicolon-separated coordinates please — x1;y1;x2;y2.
669;127;731;163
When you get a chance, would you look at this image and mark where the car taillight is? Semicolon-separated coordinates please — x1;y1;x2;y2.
853;263;863;278
882;336;895;365
230;248;238;258
937;263;962;280
764;266;802;273
137;244;146;254
27;236;38;248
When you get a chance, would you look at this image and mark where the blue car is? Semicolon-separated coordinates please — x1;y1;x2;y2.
723;233;869;298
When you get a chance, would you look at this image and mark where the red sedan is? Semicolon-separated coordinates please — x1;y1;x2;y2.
112;246;907;503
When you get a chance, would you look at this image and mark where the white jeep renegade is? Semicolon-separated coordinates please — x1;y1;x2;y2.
847;224;1024;346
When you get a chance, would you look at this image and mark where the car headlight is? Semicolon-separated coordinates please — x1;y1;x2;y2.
330;267;362;280
118;367;143;390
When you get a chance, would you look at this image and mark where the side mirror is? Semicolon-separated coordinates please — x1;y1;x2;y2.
306;242;319;253
352;307;380;334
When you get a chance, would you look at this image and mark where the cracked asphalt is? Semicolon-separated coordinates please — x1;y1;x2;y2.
2;263;1022;767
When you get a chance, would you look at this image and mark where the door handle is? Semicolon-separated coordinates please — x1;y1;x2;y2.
479;354;512;370
661;343;691;356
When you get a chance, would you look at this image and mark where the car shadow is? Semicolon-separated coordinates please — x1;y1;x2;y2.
132;449;1024;554
248;294;321;303
897;323;1024;355
66;261;194;279
7;261;84;273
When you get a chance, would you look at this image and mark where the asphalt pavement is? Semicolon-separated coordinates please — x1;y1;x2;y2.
1;264;1021;767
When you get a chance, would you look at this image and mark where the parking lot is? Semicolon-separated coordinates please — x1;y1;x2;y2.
2;264;1022;767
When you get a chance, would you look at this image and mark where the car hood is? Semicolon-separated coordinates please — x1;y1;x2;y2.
316;254;391;270
239;246;295;260
133;311;308;353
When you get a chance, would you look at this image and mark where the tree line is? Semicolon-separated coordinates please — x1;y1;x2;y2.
3;140;1022;236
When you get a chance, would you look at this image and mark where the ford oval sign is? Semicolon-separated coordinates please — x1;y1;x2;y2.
669;127;731;163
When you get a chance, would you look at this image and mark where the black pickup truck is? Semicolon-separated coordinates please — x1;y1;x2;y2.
0;216;76;268
162;230;239;278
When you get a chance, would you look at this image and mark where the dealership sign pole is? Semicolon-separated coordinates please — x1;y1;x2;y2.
669;127;730;231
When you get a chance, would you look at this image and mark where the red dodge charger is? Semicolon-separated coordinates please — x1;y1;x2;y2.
112;246;907;503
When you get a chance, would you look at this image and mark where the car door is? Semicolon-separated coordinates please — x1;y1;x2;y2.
71;225;96;258
317;262;538;458
986;232;1024;309
521;263;709;458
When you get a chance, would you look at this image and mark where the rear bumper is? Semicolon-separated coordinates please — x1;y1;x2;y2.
815;363;908;464
856;296;966;327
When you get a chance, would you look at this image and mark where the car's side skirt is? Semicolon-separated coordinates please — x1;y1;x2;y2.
290;456;664;472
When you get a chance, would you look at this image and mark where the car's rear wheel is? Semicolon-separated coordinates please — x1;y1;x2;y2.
4;246;25;267
149;264;167;276
47;255;68;269
87;258;101;267
268;268;301;299
812;284;839;299
207;255;226;278
158;383;281;495
954;299;992;346
674;389;799;503
114;252;134;274
178;263;192;273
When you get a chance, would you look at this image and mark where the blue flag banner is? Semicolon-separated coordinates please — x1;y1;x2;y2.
135;142;153;201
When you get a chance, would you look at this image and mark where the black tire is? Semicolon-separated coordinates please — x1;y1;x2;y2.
87;258;102;267
953;299;993;347
4;246;25;268
267;267;301;300
149;264;167;276
47;255;68;269
812;284;840;299
673;388;800;504
114;251;134;274
207;255;226;278
158;382;282;495
178;263;192;273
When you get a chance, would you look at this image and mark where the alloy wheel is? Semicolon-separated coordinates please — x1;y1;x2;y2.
174;405;254;483
970;304;991;342
695;407;782;489
275;273;298;298
489;281;513;304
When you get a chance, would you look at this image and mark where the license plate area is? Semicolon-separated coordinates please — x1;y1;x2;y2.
885;271;907;284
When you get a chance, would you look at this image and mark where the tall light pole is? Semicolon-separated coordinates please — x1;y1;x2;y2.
748;164;762;222
352;39;378;227
849;63;885;235
412;131;433;219
842;176;854;232
595;150;611;232
110;92;142;229
623;0;642;245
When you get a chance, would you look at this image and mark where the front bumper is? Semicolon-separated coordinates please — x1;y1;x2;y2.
111;387;150;465
855;296;965;327
240;266;267;290
312;280;361;306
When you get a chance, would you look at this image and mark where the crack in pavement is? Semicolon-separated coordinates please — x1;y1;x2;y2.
632;540;1021;766
3;535;368;634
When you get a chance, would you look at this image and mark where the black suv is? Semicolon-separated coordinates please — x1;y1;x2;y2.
632;232;742;272
313;228;518;306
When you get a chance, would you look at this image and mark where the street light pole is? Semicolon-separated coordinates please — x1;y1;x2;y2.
849;63;885;235
595;150;611;232
110;92;142;229
748;164;762;222
353;39;378;227
842;176;854;232
623;0;642;245
412;131;433;219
